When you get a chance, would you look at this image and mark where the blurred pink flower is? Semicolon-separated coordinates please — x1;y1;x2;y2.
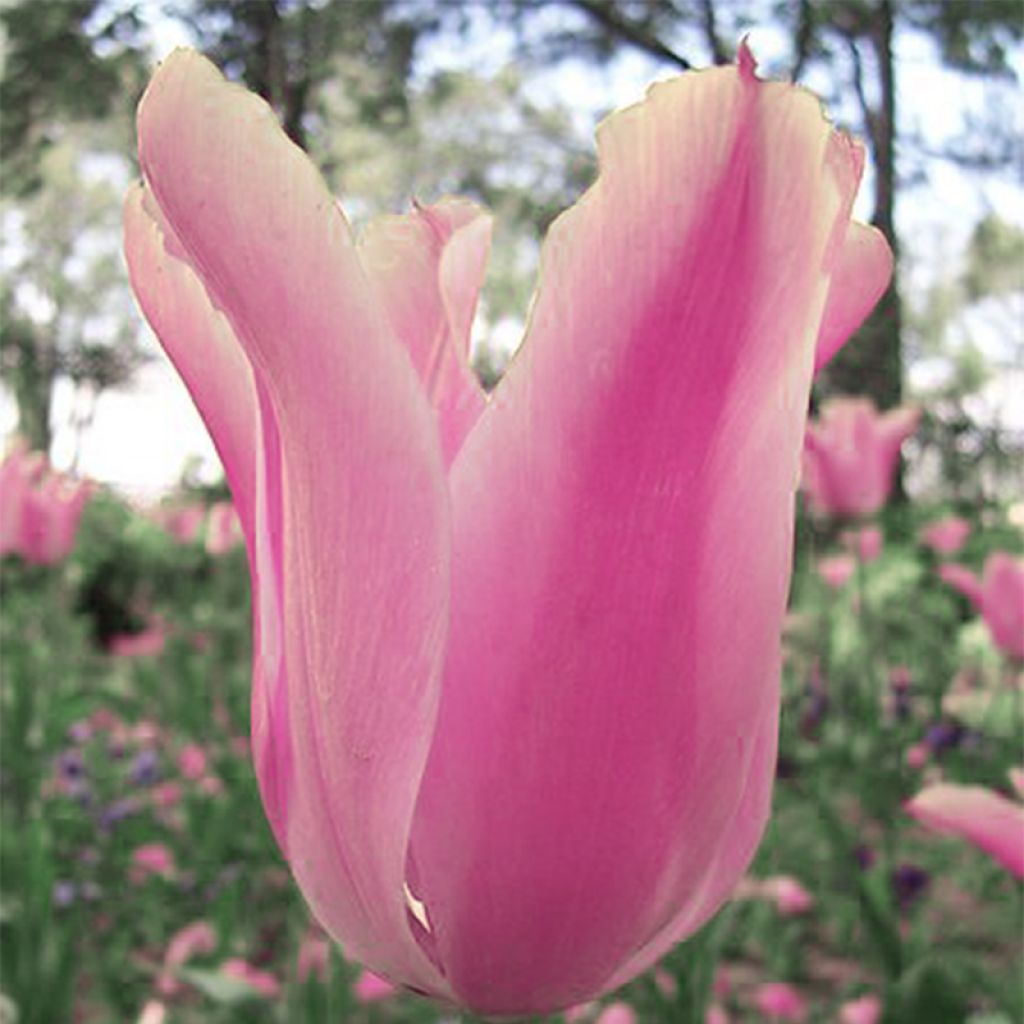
221;958;281;998
131;843;175;882
155;502;205;543
197;774;225;797
904;743;930;770
595;1003;637;1024
706;1004;730;1024
802;397;918;519
109;621;167;658
136;1001;167;1024
125;45;889;1014
842;526;882;563
156;920;216;996
353;969;397;1002
754;982;808;1022
0;446;92;564
653;965;678;998
905;778;1024;878
839;994;883;1024
205;501;242;555
713;966;731;997
177;743;208;780
763;875;814;916
150;782;182;809
818;555;856;590
939;553;1024;660
919;516;970;556
296;932;329;983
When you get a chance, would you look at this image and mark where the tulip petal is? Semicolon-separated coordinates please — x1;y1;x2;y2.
410;54;883;1012
938;563;985;610
906;783;1024;878
814;220;893;371
135;50;451;995
359;198;490;465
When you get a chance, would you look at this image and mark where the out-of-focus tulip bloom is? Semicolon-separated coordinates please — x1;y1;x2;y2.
0;447;91;564
904;743;929;770
818;554;856;590
919;516;970;556
220;959;281;999
156;920;216;996
205;501;242;555
155;502;205;544
131;842;176;881
839;994;883;1024
754;982;807;1022
124;46;890;1013
763;875;814;915
137;1001;167;1024
706;1004;731;1024
905;777;1024;878
109;619;168;658
296;932;330;983
939;554;1024;661
595;1003;637;1024
353;969;398;1002
802;398;918;519
841;526;882;563
653;965;678;998
177;743;208;780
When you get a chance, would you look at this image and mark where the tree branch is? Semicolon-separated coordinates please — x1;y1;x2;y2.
790;0;814;81
699;0;728;64
570;0;691;70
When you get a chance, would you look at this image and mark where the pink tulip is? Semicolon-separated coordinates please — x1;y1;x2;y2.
220;958;281;999
124;47;889;1013
156;502;205;543
653;965;678;998
0;447;91;564
754;982;808;1022
818;554;856;590
151;781;182;809
904;743;929;770
205;501;242;555
296;932;330;983
177;743;208;780
706;1004;731;1024
842;526;882;563
156;920;216;996
939;553;1024;660
905;780;1024;878
595;1003;637;1024
109;620;167;658
919;516;970;556
763;875;814;915
839;994;883;1024
802;397;919;519
136;1001;167;1024
131;843;175;881
353;969;397;1002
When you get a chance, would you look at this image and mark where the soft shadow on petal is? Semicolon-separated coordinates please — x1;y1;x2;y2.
135;49;452;997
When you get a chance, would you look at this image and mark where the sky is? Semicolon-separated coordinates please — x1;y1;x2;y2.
3;8;1021;500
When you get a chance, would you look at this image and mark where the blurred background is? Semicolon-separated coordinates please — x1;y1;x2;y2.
1;0;1022;499
1;3;1022;1024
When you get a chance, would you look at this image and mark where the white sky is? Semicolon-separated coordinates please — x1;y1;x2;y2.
3;12;1021;499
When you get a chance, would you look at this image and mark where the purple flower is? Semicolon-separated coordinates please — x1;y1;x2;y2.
129;747;161;787
56;749;85;781
53;880;76;908
890;863;930;910
854;845;875;870
99;796;141;830
924;721;964;754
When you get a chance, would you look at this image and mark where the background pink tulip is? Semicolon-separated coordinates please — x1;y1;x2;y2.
920;516;971;556
156;920;216;996
763;875;814;915
802;397;919;519
905;779;1024;878
205;500;242;555
0;447;91;564
220;959;281;999
818;554;856;590
155;502;205;544
839;994;883;1024
125;45;889;1014
939;553;1024;660
842;526;883;563
295;933;329;983
594;1003;637;1024
754;982;808;1022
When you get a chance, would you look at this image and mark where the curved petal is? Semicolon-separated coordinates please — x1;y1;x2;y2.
814;220;893;372
410;51;885;1013
135;49;451;995
938;563;984;610
906;783;1024;878
981;552;1024;661
359;197;490;466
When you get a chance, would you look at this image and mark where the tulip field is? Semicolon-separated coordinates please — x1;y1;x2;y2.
3;25;1024;1024
2;443;1022;1023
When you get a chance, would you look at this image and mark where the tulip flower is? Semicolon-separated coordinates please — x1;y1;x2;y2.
220;959;281;999
802;397;919;519
754;982;808;1022
919;516;970;556
353;969;398;1002
841;525;882;563
205;500;242;555
108;618;168;658
595;1003;637;1024
905;776;1024;879
762;875;814;916
156;920;216;996
839;994;883;1024
154;501;205;543
296;931;330;983
0;446;91;564
818;554;856;590
939;553;1024;661
124;46;889;1013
